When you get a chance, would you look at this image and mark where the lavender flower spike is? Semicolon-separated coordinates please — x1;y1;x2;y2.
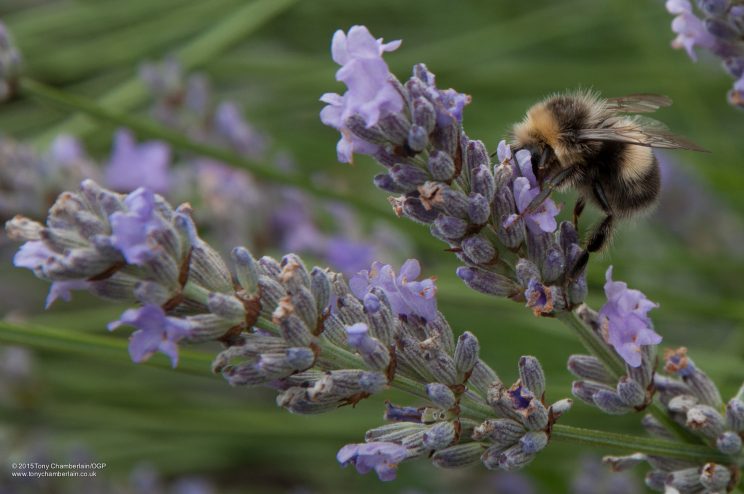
337;442;409;481
349;259;437;322
108;304;192;367
320;25;403;162
598;266;661;367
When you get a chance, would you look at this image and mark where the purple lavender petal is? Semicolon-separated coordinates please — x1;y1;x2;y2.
45;280;90;309
598;266;661;367
109;188;165;265
108;304;191;367
336;442;408;481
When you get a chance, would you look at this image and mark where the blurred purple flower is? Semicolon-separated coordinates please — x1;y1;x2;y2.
49;135;86;165
598;266;661;367
666;0;716;61
215;102;267;159
108;304;191;367
504;148;560;233
325;236;376;276
337;442;409;481
320;25;403;163
105;129;171;194
110;188;165;265
349;259;437;321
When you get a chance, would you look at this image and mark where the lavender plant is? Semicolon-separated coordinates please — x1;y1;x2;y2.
319;25;744;491
5;180;571;480
1;16;743;493
665;0;744;109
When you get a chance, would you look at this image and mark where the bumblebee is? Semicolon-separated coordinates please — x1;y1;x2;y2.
511;90;705;277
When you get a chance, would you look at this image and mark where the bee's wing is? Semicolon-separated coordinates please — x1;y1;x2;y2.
605;94;673;113
578;119;708;152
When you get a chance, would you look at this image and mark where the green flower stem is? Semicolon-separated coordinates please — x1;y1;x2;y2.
551;424;738;465
18;77;438;250
557;309;703;445
28;0;299;149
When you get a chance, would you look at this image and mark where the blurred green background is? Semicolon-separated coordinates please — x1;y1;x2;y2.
1;0;743;492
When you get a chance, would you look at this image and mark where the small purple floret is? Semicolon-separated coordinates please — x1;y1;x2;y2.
109;188;164;265
320;25;403;163
337;442;409;481
108;304;191;367
350;259;437;321
598;267;661;367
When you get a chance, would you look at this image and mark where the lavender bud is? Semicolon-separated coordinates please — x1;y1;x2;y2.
519;431;548;455
603;453;647;472
258;256;281;279
497;214;525;249
571;380;612;405
456;267;520;297
471;165;495;203
468;361;501;396
432;443;484;468
310;267;331;313
374;173;407;193
724;57;744;78
412;97;436;132
465;140;489;172
391;164;429;189
258;276;286;319
700;463;732;491
645;470;667;491
641;414;676;440
492;186;516;221
434;185;470;218
522;399;549;431
384;402;423;423
592;389;633;415
347;323;391;371
468;193;490;225
493;163;514;190
407;125;429;153
427;151;455;181
705;17;739;40
697;0;727;16
425;383;456;409
133;281;172;306
290;286;318;330
541;246;565;284
278;313;312;347
434;214;468;240
343;114;387;144
567;276;587;305
666;468;703;491
667;394;699;414
567;355;615;385
365;289;395;345
483;443;536;471
726;397;744;431
616;376;646;408
207;292;245;322
515;259;540;287
549;399;572;419
401;196;439;224
472;418;525;444
366;423;426;444
428;314;455;355
454;331;480;375
423;421;456;450
425;352;458;385
280;254;311;290
377;113;411;144
518;356;545;399
716;431;742;454
231;247;258;294
686;405;726;439
461;234;496;264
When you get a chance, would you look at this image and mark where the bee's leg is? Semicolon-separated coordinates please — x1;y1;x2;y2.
572;197;586;229
569;182;613;280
